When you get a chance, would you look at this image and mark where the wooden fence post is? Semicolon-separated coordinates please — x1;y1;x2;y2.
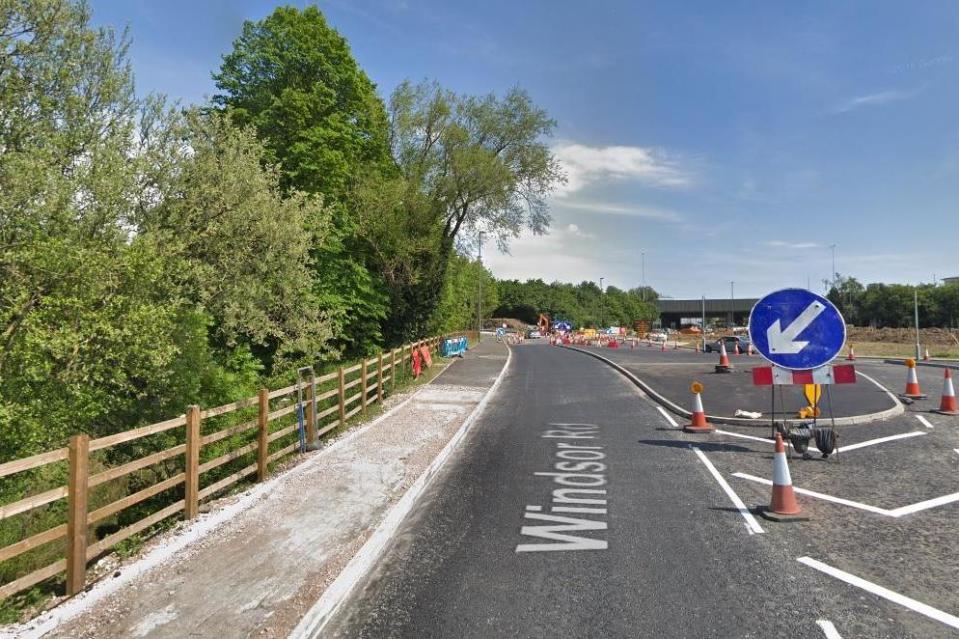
338;367;346;426
66;433;89;596
185;405;201;520
360;359;368;412
377;352;384;402
257;389;269;482
391;348;397;391
304;372;317;446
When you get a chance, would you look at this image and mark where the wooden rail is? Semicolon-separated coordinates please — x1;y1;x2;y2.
0;332;473;601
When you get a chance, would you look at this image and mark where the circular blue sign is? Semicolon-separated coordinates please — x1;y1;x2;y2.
748;288;846;370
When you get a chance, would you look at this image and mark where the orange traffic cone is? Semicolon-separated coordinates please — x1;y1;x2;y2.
846;345;855;361
765;433;802;518
924;348;931;362
715;341;732;372
746;343;753;356
683;382;715;433
936;368;959;415
733;341;740;356
902;359;926;399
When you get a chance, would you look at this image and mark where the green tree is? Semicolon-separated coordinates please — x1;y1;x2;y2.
388;80;565;336
212;5;392;354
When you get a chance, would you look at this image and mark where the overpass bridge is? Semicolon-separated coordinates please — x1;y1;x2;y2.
655;297;760;328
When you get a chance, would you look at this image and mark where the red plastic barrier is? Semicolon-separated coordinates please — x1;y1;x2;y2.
412;349;422;378
420;345;433;368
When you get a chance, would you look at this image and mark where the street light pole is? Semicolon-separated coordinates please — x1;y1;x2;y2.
730;281;735;327
641;251;646;302
701;295;707;352
477;232;485;342
914;288;921;360
599;277;605;329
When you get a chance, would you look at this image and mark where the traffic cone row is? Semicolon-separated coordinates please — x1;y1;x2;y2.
937;368;959;415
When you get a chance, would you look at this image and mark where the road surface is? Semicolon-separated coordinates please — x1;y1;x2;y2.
321;342;953;638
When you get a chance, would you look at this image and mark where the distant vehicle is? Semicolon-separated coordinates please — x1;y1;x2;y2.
527;330;542;339
648;330;668;342
704;335;752;353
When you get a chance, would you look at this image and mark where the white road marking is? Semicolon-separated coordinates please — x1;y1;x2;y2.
955;449;959;456
836;430;926;452
716;428;925;453
798;557;959;631
888;491;959;517
714;429;770;444
656;406;679;428
816;619;842;639
693;448;765;535
733;472;894;516
735;472;959;518
915;414;934;429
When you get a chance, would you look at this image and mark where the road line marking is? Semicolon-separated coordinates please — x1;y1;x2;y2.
656;406;679;428
915;414;934;429
714;429;770;444
733;473;894;516
955;449;959;456
548;422;599;427
835;430;926;452
798;557;959;631
693;448;765;535
816;619;842;639
888;491;959;517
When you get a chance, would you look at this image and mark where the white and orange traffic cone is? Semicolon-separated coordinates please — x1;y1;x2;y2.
763;433;803;519
715;341;732;372
846;345;855;361
683;382;715;433
935;368;959;415
902;359;927;399
746;343;753;356
733;341;741;356
924;348;931;362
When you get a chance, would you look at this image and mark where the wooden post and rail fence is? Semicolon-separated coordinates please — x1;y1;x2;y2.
0;332;476;601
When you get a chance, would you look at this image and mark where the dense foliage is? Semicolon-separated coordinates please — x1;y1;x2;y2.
827;276;959;328
495;280;659;329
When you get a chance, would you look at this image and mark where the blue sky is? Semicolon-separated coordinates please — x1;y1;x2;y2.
89;1;958;299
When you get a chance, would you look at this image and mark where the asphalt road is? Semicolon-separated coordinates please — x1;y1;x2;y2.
320;342;946;638
576;344;897;419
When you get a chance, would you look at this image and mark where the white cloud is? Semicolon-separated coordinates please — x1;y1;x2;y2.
831;88;919;114
552;142;690;195
763;240;821;249
557;200;684;222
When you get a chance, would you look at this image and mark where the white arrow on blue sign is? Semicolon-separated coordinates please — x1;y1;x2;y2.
748;288;846;370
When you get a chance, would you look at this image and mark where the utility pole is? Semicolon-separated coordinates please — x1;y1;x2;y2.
477;232;485;342
914;288;921;360
599;277;605;329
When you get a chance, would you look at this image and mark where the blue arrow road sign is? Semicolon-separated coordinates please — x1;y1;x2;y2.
748;288;846;370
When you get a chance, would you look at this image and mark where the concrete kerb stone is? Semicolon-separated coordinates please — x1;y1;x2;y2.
562;345;905;428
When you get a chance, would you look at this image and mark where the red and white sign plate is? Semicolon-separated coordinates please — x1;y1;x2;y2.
752;364;856;386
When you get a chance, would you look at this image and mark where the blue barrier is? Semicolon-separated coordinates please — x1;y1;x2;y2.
441;336;468;358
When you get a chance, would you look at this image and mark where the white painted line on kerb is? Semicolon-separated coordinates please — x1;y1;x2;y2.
837;430;926;452
798;556;959;631
656;405;679;428
693;448;765;535
816;619;842;639
734;472;894;516
915;414;934;429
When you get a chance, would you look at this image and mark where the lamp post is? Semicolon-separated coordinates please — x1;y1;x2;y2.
729;281;735;327
641;251;646;302
476;232;485;341
599;277;605;329
914;288;921;360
